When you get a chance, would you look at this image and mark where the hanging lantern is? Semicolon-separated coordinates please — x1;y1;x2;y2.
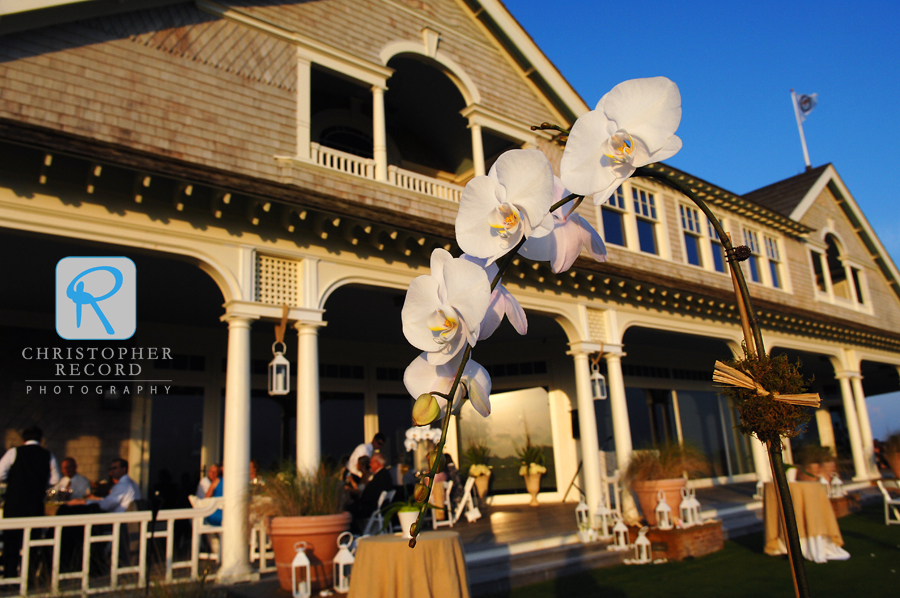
333;532;354;594
655;489;673;530
590;361;607;400
679;487;695;527
291;541;311;598
633;527;652;564
612;517;630;551
268;341;290;396
829;472;845;498
595;499;615;539
689;488;702;524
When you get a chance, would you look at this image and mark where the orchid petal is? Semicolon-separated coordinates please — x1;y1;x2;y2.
549;220;584;273
441;258;491;337
499;285;527;335
401;276;442;351
478;289;505;341
646;134;682;164
462;360;492;417
574;213;608;263
599;77;681;153
489;149;554;229
456;176;508;260
560;109;614;197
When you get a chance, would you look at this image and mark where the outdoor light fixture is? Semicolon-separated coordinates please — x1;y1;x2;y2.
333;532;354;594
655;490;673;530
829;472;845;498
595;498;615;539
612;516;630;551
633;527;652;564
679;487;695;527
268;341;290;396
575;499;597;542
590;361;607;400
291;541;311;598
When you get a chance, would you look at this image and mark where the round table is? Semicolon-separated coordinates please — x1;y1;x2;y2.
347;530;469;598
763;481;849;563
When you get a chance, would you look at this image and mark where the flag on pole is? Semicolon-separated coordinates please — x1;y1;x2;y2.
793;92;818;122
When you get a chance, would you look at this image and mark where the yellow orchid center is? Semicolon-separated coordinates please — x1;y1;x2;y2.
426;309;459;345
604;130;636;164
488;203;522;240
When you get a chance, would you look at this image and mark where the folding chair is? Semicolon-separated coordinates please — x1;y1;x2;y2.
876;480;900;525
448;477;481;525
432;481;454;529
361;490;396;536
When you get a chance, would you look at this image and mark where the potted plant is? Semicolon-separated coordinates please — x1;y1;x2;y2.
624;444;708;527
464;442;492;500
793;444;836;481
516;437;547;506
251;463;349;593
883;432;900;478
381;495;442;539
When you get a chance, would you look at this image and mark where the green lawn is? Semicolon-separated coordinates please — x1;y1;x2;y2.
484;504;900;598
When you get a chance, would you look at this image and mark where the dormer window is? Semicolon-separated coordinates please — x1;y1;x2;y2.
810;234;869;310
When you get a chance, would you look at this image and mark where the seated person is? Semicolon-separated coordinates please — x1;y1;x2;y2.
348;454;393;531
345;455;370;497
52;457;92;499
68;458;140;512
204;463;223;526
197;464;216;498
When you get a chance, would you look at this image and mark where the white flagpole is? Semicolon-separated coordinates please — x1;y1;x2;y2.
791;89;812;169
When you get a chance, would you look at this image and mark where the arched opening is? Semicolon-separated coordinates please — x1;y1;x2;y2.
825;234;851;300
384;55;472;182
619;327;750;479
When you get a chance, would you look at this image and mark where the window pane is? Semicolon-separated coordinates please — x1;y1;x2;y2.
747;256;760;283
851;267;865;304
711;241;726;273
632;188;657;220
610;186;626;210
684;233;702;266
637;219;657;254
811;252;827;292
769;261;781;288
602;208;625;246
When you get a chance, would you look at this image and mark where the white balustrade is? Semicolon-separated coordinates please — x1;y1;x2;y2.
310;143;375;180
0;498;261;597
389;166;462;203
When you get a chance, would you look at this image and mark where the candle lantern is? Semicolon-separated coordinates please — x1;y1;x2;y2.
268;341;290;396
333;532;354;594
590;361;607;400
829;472;845;498
655;489;673;530
576;499;591;531
818;474;830;497
612;516;630;551
595;499;615;539
688;487;702;524
679;487;695;527
633;527;652;564
291;541;311;598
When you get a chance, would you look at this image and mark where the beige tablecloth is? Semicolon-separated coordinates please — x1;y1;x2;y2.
764;481;848;562
348;530;470;598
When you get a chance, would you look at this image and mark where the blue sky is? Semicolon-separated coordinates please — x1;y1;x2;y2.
503;0;900;264
502;0;900;435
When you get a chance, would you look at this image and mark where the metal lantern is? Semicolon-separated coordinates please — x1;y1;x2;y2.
679;487;695;527
688;488;702;524
576;499;591;531
818;475;830;496
590;361;607;400
595;499;615;539
291;541;311;598
829;472;845;498
268;342;290;396
333;532;354;594
633;527;652;564
612;517;630;551
655;489;673;530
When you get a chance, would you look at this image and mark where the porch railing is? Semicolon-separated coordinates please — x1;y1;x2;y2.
307;143;464;203
0;499;270;597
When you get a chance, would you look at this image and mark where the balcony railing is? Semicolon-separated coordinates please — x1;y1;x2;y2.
308;143;463;203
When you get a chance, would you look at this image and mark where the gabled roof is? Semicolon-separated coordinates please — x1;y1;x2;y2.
743;164;831;217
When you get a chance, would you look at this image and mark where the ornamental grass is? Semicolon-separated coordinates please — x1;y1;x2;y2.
251;462;346;518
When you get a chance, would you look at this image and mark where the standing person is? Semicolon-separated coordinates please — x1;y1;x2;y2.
0;426;61;578
68;458;140;513
347;433;385;478
51;458;91;499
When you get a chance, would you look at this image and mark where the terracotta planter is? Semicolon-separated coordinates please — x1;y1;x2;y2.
796;462;822;481
631;478;686;527
269;512;351;593
474;474;490;500
524;473;542;506
886;452;900;479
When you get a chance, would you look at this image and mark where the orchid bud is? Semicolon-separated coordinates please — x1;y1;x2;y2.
412;393;440;426
413;483;430;503
428;452;446;473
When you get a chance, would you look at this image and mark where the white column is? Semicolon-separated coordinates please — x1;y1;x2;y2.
296;53;311;161
836;373;868;481
201;388;223;472
371;85;388;181
469;121;485;177
604;352;638;521
569;349;602;522
850;374;879;477
218;314;255;583
750;437;771;482
296;321;324;472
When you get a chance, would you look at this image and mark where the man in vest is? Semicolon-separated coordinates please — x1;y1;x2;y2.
0;426;60;578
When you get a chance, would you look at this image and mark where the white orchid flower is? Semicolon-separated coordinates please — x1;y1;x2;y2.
460;254;528;340
404;351;493;417
401;248;491;365
521;177;607;273
561;77;682;205
456;149;555;264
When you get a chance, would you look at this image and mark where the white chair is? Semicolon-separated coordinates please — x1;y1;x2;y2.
361;489;396;536
876;480;900;525
250;521;276;572
432;481;454;529
189;495;223;561
447;477;481;525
